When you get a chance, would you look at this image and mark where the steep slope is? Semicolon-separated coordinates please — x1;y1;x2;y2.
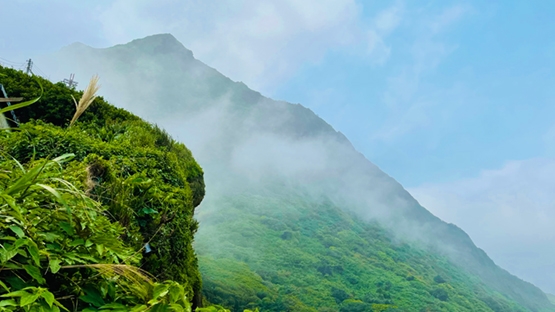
38;34;554;311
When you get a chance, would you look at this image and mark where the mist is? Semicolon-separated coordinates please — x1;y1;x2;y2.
32;34;494;247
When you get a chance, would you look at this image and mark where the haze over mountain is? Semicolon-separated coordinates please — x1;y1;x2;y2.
37;34;554;311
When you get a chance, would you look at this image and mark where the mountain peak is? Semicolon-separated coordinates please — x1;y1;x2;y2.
120;33;194;59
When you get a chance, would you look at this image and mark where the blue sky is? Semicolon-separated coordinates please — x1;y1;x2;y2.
277;1;555;187
3;0;555;293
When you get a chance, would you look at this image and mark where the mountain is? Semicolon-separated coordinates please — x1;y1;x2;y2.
38;34;555;311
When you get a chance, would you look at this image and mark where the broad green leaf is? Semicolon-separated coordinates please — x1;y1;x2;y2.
168;284;184;303
150;284;170;303
0;299;17;307
2;262;21;269
96;244;104;256
45;242;62;252
49;259;62;274
8;226;25;238
69;239;85;247
20;291;40;306
0;247;18;263
168;303;185;312
14;238;29;249
40;232;61;242
79;288;105;308
141;207;158;215
16;248;28;258
26;242;40;266
1;290;28;297
129;305;148;312
40;291;55;308
37;299;61;312
23;265;45;284
58;222;74;236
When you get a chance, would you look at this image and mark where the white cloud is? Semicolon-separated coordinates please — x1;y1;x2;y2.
95;0;362;93
93;0;406;94
408;158;555;293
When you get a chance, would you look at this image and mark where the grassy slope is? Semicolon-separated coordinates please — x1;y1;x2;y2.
195;187;533;312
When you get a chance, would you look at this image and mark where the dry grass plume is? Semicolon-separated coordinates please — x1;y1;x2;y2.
69;74;100;127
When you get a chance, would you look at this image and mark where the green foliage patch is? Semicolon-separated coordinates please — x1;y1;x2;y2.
195;190;536;312
0;65;213;310
0;154;198;311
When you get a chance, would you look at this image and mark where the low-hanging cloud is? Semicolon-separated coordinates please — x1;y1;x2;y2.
94;0;406;94
96;0;361;93
408;158;555;294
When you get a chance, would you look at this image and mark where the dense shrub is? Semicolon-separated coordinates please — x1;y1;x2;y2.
0;65;207;309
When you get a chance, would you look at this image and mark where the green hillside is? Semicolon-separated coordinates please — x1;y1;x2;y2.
29;33;555;312
0;66;216;310
194;185;548;312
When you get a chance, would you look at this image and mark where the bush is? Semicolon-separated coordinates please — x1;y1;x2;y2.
0;155;195;311
0;65;207;309
430;288;449;301
433;275;446;284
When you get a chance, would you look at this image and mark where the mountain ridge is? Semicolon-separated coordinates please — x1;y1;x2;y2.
38;33;554;311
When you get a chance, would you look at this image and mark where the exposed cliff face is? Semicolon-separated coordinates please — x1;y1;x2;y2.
38;34;554;311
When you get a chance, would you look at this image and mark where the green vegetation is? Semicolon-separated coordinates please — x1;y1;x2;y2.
0;154;196;311
196;190;544;311
0;66;218;310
